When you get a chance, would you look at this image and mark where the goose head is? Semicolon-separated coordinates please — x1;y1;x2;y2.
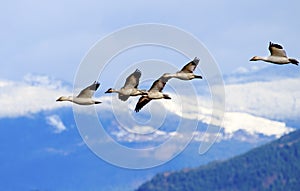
56;96;71;102
105;88;114;93
250;56;263;61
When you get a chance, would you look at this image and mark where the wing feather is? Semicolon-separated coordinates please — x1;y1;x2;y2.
149;77;167;92
180;57;200;73
77;81;100;98
134;96;151;112
123;69;141;89
269;42;287;57
118;94;130;101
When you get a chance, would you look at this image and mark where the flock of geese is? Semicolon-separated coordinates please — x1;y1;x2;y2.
56;42;298;112
56;57;202;112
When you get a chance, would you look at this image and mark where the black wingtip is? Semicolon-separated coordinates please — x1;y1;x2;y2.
134;107;140;113
94;82;100;90
87;82;100;91
269;41;283;49
193;57;200;64
133;69;142;78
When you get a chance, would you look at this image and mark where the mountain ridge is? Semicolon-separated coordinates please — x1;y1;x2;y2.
136;129;300;191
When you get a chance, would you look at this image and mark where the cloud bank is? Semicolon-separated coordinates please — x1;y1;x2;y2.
0;74;71;118
225;78;300;120
96;78;298;142
0;73;298;142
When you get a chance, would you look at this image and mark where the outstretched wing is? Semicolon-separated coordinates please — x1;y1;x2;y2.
77;81;100;98
149;77;168;93
135;96;151;112
118;94;130;101
123;69;142;89
268;42;287;57
180;57;200;73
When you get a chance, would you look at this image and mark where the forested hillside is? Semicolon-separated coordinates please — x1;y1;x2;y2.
137;130;300;191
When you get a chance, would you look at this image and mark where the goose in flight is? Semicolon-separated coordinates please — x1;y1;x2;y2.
105;69;147;101
56;81;101;105
162;57;203;80
134;76;171;112
250;42;299;65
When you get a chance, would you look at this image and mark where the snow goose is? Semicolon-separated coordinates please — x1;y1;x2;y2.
134;76;171;112
105;69;147;101
56;81;101;105
162;57;203;80
250;42;299;65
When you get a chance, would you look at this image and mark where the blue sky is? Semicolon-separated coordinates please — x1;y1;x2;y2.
1;0;299;82
1;0;300;190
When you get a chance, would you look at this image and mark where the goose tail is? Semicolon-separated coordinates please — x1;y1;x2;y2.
289;58;299;65
194;75;203;79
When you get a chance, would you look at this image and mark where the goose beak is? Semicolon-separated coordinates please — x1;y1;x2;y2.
56;98;61;101
250;56;256;61
105;88;112;93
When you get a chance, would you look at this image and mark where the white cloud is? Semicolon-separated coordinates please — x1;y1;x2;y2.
193;131;222;143
0;74;72;118
46;115;67;134
45;147;70;156
158;91;294;139
159;77;300;139
225;78;300;120
126;125;160;134
233;67;250;74
222;112;293;138
111;124;177;143
72;76;299;142
232;65;267;75
166;97;292;139
91;82;295;141
97;93;292;143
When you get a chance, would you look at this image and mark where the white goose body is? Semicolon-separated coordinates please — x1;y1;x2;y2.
134;76;171;112
254;56;292;64
58;96;99;105
105;69;146;101
163;57;203;80
164;72;199;80
147;91;166;99
107;88;145;96
56;81;101;105
250;42;299;65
